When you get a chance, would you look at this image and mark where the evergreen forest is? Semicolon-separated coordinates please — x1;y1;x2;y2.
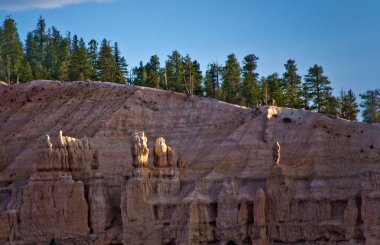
1;16;379;123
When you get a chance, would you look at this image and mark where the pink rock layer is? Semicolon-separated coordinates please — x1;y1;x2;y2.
0;80;379;244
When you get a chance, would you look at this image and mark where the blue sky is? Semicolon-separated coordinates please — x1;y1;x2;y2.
1;0;379;109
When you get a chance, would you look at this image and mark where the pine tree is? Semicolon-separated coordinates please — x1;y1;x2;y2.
69;36;91;80
118;56;128;83
57;32;70;80
77;38;91;80
282;59;302;108
23;16;50;79
222;54;241;104
165;50;185;92
35;16;46;63
0;14;371;121
58;61;69;81
45;26;66;80
132;61;147;86
113;42;128;83
25;32;38;78
34;62;48;79
97;39;118;82
191;60;203;96
0;17;24;83
183;55;194;94
264;73;283;106
44;28;57;79
339;89;359;121
259;76;268;105
182;55;203;95
321;91;339;116
204;62;221;98
68;35;78;79
71;35;79;53
360;89;380;123
20;62;33;82
300;83;312;110
304;64;332;113
87;39;98;80
144;55;160;88
241;54;259;107
34;16;48;76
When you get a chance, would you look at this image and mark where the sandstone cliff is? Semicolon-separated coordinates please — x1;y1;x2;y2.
0;80;380;244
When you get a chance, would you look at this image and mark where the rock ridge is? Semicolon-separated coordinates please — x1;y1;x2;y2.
0;81;380;244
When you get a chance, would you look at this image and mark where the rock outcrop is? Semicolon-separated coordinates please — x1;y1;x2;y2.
131;132;149;168
361;172;380;244
1;80;380;244
253;189;266;244
122;133;183;244
88;173;113;233
153;137;178;168
37;130;96;174
216;179;240;242
272;141;280;165
16;171;89;242
0;129;113;244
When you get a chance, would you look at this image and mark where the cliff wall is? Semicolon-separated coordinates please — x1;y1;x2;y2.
0;81;379;244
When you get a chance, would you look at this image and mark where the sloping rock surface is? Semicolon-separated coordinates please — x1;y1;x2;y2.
0;80;380;244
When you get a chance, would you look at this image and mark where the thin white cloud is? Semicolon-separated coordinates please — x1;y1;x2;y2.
0;0;114;11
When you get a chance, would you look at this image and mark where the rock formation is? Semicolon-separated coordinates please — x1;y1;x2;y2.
37;130;95;174
88;173;113;233
131;132;149;168
361;172;380;244
0;129;93;243
1;81;380;244
0;128;116;244
273;141;280;165
16;171;89;242
153;137;178;168
216;179;240;242
122;133;183;244
253;189;267;244
153;137;168;167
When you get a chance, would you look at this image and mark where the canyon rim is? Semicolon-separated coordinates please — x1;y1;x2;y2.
0;80;380;244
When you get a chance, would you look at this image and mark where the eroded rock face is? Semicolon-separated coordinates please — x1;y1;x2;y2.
121;167;155;245
216;179;240;242
37;130;95;173
361;172;380;244
253;189;266;244
273;141;280;165
265;165;367;244
1;81;380;244
153;137;178;168
88;174;113;233
122;165;182;244
18;171;89;242
0;129;105;244
154;137;168;168
131;132;149;168
0;210;17;243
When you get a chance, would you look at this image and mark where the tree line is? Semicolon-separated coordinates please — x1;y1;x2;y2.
0;16;379;123
0;16;127;84
132;52;380;123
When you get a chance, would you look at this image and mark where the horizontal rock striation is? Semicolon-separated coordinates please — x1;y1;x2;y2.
0;80;380;244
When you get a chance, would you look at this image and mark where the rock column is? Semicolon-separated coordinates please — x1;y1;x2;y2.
253;189;267;245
